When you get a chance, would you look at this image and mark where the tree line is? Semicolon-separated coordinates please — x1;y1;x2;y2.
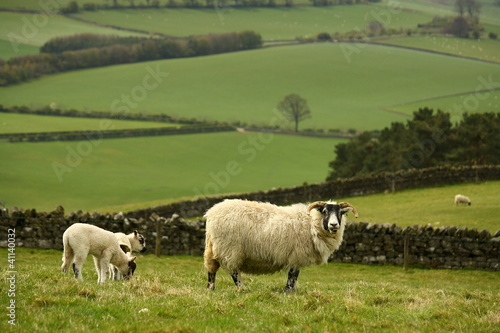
327;108;500;180
0;31;262;86
59;0;371;13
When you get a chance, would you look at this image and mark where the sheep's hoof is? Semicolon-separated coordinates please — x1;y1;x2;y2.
284;287;296;293
207;283;215;291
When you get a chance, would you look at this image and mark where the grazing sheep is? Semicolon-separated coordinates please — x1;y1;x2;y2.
110;231;146;280
61;223;137;284
204;199;358;291
455;194;471;206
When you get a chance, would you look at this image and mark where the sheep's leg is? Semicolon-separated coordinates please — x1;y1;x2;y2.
231;272;243;288
72;254;86;281
285;268;300;292
93;256;102;284
204;239;220;290
61;247;74;273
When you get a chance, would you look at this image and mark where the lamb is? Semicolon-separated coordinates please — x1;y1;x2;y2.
455;194;471;206
203;199;358;291
110;230;146;280
61;223;137;284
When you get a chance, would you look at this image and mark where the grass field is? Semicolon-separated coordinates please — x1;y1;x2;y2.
0;248;498;332
0;11;148;50
376;35;500;63
0;131;346;211
0;113;177;134
75;5;433;40
1;43;499;132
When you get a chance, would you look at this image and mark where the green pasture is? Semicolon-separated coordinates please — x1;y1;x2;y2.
0;38;38;60
376;35;500;63
0;131;345;212
0;113;176;134
340;181;500;234
76;5;433;40
0;248;498;332
0;11;148;49
1;43;499;131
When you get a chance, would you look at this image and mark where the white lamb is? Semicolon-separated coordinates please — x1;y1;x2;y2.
455;194;471;206
204;199;358;291
61;223;137;284
110;231;146;280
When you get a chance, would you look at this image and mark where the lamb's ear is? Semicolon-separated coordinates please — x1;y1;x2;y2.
307;201;326;214
339;202;358;218
134;230;138;237
120;244;131;253
128;256;137;262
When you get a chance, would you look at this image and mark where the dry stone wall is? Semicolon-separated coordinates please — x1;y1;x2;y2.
0;207;498;271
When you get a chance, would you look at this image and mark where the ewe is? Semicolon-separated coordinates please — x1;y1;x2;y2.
455;194;471;206
61;223;137;284
204;199;358;291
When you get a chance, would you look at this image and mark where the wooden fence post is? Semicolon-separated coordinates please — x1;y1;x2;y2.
404;236;410;271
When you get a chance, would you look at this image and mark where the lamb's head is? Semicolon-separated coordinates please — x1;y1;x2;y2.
307;201;358;234
131;230;147;253
120;256;137;280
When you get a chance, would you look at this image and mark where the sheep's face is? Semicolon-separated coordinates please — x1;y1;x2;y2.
122;257;137;280
307;201;358;234
133;230;147;253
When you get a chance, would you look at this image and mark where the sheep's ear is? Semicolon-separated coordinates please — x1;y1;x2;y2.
120;244;131;253
134;230;139;237
339;202;359;218
129;256;137;262
307;201;326;214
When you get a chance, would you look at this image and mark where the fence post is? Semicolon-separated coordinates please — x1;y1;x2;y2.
404;236;410;271
152;213;162;257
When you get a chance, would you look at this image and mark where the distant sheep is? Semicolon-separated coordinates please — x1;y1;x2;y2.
61;223;137;284
204;199;358;291
455;194;471;206
110;231;146;280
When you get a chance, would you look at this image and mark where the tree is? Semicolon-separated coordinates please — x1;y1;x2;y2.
276;94;311;133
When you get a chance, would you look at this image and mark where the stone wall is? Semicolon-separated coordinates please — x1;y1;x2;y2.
126;165;500;219
0;208;498;271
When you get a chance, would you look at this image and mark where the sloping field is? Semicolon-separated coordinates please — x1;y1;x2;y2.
0;11;148;55
75;5;433;40
1;43;499;131
0;132;345;211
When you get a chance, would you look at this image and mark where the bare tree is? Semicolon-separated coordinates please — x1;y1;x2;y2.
277;93;312;133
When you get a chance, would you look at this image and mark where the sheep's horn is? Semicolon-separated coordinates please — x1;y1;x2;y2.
307;201;326;214
339;202;358;218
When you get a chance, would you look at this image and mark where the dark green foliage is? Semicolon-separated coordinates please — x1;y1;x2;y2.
326;108;500;180
0;31;262;86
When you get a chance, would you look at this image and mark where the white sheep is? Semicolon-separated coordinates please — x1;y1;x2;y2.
455;194;471;206
61;223;137;284
203;199;358;291
110;231;146;280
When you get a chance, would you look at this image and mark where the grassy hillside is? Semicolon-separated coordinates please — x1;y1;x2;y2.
0;11;148;51
340;181;500;234
1;248;498;332
1;43;499;131
76;5;433;40
0;131;345;211
0;113;177;134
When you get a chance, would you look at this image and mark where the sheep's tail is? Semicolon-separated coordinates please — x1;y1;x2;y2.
61;234;74;273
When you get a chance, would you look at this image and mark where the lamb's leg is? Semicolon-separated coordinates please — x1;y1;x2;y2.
99;259;110;284
72;254;86;281
285;268;300;292
93;256;102;284
61;247;74;273
231;272;243;288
